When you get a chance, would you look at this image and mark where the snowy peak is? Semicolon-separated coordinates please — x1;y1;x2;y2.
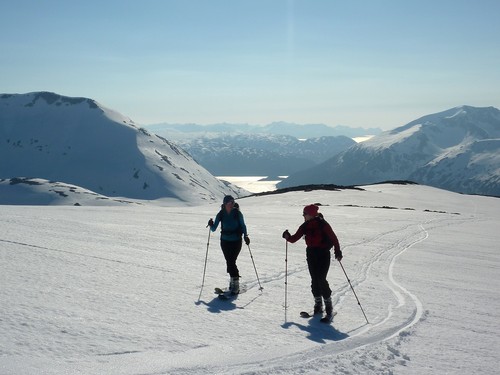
0;92;242;205
393;105;499;130
279;105;500;196
368;105;500;151
1;91;137;129
2;91;99;108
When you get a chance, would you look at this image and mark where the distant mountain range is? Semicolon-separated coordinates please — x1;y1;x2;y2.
0;92;243;205
2;92;497;202
279;106;500;197
145;120;364;177
177;134;356;176
145;121;382;140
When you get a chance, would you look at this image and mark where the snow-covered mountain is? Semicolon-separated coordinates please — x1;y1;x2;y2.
0;92;243;205
279;106;500;196
178;134;355;176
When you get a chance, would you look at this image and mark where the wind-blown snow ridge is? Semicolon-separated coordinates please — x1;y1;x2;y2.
0;178;140;206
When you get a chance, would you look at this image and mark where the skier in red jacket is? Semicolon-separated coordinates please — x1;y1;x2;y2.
282;204;342;318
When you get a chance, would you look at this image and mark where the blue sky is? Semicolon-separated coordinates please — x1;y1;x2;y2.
2;0;499;130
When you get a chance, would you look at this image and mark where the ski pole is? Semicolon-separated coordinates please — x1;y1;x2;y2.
197;227;211;301
247;244;264;291
338;260;369;324
284;240;289;322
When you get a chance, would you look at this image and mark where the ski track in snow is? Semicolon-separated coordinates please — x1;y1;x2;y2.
0;238;169;273
171;215;465;375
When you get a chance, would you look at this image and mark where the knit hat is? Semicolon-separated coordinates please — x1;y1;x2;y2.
303;204;319;216
223;195;235;205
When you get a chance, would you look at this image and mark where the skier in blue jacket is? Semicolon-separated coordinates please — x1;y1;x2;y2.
208;195;250;294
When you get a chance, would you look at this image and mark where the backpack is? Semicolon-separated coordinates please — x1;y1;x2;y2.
319;217;334;250
300;215;334;250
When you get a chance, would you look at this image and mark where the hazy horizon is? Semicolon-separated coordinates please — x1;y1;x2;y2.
2;1;499;130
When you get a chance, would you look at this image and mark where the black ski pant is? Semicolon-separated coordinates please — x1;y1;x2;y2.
306;247;332;299
221;239;242;278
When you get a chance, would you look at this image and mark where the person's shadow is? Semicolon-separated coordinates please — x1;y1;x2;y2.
281;316;349;344
195;295;239;313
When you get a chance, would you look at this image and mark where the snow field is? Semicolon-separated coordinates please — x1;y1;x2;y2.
1;184;499;374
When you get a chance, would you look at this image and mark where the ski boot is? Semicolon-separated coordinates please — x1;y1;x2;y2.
229;277;240;295
324;297;333;317
313;296;323;314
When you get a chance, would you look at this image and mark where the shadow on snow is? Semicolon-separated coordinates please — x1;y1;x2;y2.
281;317;349;344
195;295;239;313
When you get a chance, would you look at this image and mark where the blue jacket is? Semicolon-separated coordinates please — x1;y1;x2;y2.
210;208;248;242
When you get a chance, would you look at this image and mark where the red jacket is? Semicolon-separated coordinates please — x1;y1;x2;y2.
288;216;340;251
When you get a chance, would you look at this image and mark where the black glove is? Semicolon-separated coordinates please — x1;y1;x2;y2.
244;235;250;245
334;248;343;261
282;230;290;240
207;218;214;227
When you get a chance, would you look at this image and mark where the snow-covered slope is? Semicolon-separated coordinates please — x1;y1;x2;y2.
0;92;242;204
409;138;500;196
1;184;499;374
279;106;500;196
0;178;141;206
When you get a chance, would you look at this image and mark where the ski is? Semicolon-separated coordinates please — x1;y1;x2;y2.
214;287;226;295
214;287;233;300
214;285;247;300
300;310;337;322
300;311;314;318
